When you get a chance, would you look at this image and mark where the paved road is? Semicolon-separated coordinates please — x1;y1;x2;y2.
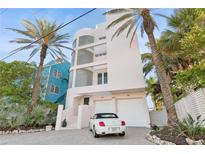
0;127;154;145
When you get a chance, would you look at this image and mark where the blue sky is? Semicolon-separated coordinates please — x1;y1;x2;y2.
0;8;175;63
0;8;176;108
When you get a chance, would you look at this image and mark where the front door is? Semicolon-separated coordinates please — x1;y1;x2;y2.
84;97;89;105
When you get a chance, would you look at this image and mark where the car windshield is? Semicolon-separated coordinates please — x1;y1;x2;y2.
96;113;118;119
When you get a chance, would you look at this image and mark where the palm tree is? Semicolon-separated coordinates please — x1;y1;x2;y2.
146;77;163;111
141;52;154;77
158;9;204;65
105;8;177;124
9;19;71;109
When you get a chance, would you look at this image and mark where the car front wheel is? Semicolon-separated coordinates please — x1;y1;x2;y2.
93;126;99;138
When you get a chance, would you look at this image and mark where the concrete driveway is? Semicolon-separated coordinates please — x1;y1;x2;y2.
0;127;154;145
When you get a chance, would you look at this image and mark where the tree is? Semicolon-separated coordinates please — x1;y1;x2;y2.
9;19;71;109
141;52;155;77
105;9;177;124
175;62;205;94
158;9;205;66
146;77;163;111
180;11;205;61
0;61;36;104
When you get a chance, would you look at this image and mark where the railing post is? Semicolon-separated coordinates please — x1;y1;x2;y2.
55;105;64;130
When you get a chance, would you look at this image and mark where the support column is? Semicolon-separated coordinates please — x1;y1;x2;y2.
55;105;64;130
112;97;117;114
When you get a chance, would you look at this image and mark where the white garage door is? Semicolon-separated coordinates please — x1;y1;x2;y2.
95;100;115;113
117;98;148;127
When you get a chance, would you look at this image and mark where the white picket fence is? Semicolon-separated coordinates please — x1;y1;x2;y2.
175;88;205;125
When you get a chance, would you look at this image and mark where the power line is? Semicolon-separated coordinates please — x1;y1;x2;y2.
1;8;97;61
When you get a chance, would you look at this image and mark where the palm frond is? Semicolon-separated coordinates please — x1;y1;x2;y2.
29;47;39;58
9;45;35;54
153;13;170;19
141;52;152;63
52;44;74;51
53;47;68;58
21;19;40;38
26;47;39;62
143;62;154;77
140;24;144;38
111;18;135;40
129;27;137;47
104;9;132;15
7;28;36;39
48;47;65;60
48;48;60;60
106;13;134;29
9;38;35;44
49;51;57;60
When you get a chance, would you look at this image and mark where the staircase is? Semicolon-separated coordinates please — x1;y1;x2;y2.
61;115;78;130
56;105;79;130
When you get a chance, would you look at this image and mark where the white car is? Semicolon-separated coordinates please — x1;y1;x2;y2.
89;113;126;138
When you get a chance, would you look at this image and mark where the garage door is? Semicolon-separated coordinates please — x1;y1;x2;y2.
117;98;148;127
95;100;115;113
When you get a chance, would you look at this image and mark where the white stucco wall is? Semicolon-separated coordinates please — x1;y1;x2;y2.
149;108;168;126
106;14;145;91
77;105;94;129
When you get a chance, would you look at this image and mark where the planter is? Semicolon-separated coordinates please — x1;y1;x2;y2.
61;119;67;127
45;125;52;131
146;133;176;145
186;138;204;145
0;128;46;136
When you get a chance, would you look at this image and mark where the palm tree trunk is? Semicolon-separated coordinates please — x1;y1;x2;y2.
147;32;178;124
30;44;48;110
141;9;178;124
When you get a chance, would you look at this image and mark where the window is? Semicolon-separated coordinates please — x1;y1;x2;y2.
104;72;108;84
99;36;106;40
97;73;103;85
53;69;61;79
97;72;108;85
95;52;107;57
84;97;89;105
55;86;59;93
50;85;60;94
96;113;118;119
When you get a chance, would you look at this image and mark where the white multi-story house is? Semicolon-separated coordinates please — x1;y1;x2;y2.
56;14;150;130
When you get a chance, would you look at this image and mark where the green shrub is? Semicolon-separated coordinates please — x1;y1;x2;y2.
31;105;46;126
0;101;26;129
0;99;58;130
174;114;205;139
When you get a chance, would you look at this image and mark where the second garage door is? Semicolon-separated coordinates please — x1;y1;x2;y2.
117;98;148;127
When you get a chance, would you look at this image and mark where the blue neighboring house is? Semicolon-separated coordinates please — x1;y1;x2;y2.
41;58;71;105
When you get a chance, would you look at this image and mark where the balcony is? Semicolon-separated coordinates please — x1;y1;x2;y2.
78;35;94;47
77;48;94;65
75;68;93;87
73;65;107;88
